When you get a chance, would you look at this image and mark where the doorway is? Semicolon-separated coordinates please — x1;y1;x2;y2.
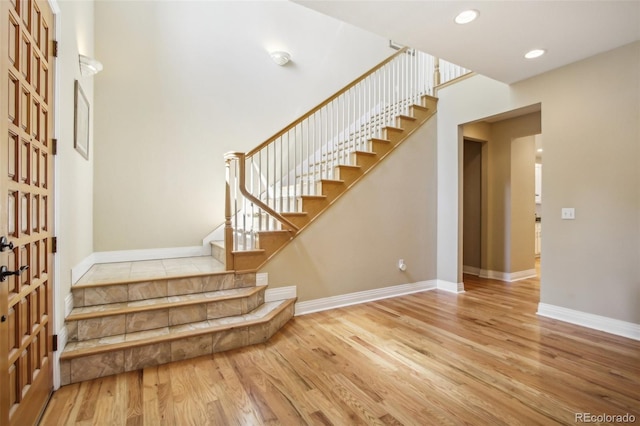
463;139;483;276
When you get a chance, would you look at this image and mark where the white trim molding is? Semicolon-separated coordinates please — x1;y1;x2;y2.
479;268;537;282
265;286;297;303
52;324;67;390
295;280;437;316
65;293;74;317
537;303;640;341
463;265;480;276
436;280;465;293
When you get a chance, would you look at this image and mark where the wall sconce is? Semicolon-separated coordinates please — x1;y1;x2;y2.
79;54;103;76
270;51;291;66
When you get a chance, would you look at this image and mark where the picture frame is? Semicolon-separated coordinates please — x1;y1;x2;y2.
74;80;90;160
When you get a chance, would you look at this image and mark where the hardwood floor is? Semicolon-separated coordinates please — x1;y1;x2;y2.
40;273;640;425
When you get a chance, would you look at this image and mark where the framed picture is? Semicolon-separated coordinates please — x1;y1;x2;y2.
74;80;90;160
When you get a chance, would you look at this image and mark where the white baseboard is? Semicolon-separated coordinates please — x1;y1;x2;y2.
479;268;537;282
537;303;640;341
265;285;296;303
53;324;68;390
436;280;465;293
295;280;437;316
256;273;268;287
65;293;74;317
463;265;480;276
71;246;212;284
71;253;97;285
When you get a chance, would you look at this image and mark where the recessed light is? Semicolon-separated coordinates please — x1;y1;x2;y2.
537;148;543;153
455;9;479;24
525;49;546;59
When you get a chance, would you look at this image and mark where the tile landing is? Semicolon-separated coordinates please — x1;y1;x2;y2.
76;256;227;286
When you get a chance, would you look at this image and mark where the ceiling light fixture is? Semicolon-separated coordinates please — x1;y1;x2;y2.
270;51;291;66
454;9;479;24
525;49;546;59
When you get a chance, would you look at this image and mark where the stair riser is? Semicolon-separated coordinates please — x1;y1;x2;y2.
256;232;291;253
298;197;329;218
72;272;256;307
316;181;346;203
233;252;267;271
396;117;418;132
409;106;430;120
67;290;266;341
281;214;310;228
383;127;404;143
351;152;378;172
60;302;294;385
370;140;392;156
334;167;362;186
212;243;226;264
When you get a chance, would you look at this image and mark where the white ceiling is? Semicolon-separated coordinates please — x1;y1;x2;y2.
293;1;640;84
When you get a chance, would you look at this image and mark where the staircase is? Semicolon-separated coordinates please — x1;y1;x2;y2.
214;47;464;272
214;96;438;271
60;258;295;385
60;48;466;385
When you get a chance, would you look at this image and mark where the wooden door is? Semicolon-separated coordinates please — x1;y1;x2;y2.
1;0;55;424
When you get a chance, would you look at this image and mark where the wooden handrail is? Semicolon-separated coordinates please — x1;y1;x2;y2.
246;47;409;157
224;152;300;233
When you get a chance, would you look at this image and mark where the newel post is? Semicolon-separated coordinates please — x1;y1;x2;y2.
224;157;235;271
433;57;441;89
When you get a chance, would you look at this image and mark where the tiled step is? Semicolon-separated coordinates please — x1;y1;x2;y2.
66;286;266;341
60;298;296;385
72;270;257;307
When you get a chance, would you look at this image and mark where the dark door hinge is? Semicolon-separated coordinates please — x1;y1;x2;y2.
52;237;57;254
52;138;57;155
52;40;58;58
52;334;58;352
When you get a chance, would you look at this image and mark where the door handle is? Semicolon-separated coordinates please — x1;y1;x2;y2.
0;236;14;252
0;265;28;282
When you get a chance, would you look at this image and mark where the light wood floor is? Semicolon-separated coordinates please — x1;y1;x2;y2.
40;273;640;425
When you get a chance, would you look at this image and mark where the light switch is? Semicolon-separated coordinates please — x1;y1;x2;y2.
561;208;575;220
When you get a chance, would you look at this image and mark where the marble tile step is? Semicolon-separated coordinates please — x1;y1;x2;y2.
72;270;257;308
60;298;296;385
66;286;266;342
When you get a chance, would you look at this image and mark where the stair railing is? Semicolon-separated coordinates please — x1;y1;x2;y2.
225;48;468;254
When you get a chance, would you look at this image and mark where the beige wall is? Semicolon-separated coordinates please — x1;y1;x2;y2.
510;135;536;273
55;0;96;330
438;42;640;323
261;119;438;302
92;1;391;251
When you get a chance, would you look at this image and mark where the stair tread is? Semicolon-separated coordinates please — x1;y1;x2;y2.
398;114;417;121
232;248;266;255
411;104;429;111
353;150;377;156
281;212;308;216
370;137;392;143
384;125;404;131
61;299;295;360
298;194;327;200
336;164;361;170
67;286;263;320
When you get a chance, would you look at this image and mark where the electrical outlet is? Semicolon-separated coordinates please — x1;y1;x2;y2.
561;208;575;220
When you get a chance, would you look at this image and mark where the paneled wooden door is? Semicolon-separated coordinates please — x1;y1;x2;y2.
1;0;55;424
